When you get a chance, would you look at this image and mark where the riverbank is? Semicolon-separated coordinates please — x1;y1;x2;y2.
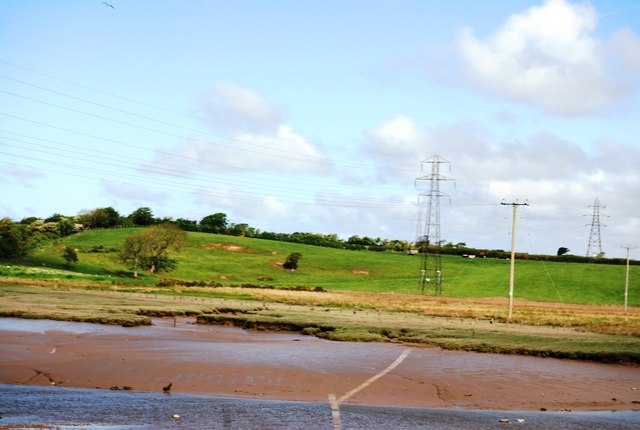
2;281;639;364
1;317;639;412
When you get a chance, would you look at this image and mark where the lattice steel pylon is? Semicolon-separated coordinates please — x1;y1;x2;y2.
586;198;606;257
415;155;454;295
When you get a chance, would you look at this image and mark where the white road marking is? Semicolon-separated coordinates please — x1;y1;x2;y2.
338;348;411;404
329;348;411;430
328;393;341;430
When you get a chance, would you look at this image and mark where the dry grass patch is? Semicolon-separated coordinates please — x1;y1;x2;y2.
231;288;640;336
201;243;246;252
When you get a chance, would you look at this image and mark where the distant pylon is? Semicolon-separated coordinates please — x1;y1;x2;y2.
586;198;606;257
415;155;454;295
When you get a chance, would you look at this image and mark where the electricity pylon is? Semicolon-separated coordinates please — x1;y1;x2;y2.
415;155;453;295
586;198;606;257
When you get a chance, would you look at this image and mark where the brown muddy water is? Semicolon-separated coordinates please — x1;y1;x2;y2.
0;318;638;429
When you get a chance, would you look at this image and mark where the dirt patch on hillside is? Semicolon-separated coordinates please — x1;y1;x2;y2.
201;244;245;252
352;269;370;275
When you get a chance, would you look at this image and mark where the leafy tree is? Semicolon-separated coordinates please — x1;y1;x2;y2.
175;218;199;232
129;207;154;226
120;224;187;275
228;223;251;236
348;235;376;247
120;233;148;278
19;216;39;225
289;232;342;248
29;220;59;234
58;218;75;237
200;213;227;234
388;239;410;253
45;213;65;222
155;216;174;224
0;218;32;258
557;247;570;256
283;252;302;270
142;224;186;273
62;247;79;267
78;207;121;228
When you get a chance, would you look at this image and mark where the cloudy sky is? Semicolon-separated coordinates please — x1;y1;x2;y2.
1;0;638;258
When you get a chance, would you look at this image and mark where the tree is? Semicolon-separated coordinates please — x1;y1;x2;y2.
62;247;78;267
78;207;121;228
229;223;250;236
557;247;570;256
120;233;148;278
200;213;228;234
143;224;187;273
0;218;32;258
45;213;65;222
19;216;39;225
120;224;187;276
283;252;302;270
129;207;154;226
175;218;199;232
58;218;75;237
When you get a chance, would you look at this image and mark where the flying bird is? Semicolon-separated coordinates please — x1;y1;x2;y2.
102;2;115;8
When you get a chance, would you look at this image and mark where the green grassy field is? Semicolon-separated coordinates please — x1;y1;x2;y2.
3;227;637;307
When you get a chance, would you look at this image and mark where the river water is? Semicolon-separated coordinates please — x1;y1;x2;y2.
1;384;638;430
1;318;639;429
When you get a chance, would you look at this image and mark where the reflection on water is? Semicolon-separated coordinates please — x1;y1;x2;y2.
0;317;136;335
0;384;638;430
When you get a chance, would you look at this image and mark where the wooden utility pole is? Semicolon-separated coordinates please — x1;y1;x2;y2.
501;201;528;320
622;244;637;322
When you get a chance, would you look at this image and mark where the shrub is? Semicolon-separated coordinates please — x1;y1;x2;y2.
283;252;302;270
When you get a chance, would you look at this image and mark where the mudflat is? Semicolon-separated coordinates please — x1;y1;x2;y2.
1;317;639;411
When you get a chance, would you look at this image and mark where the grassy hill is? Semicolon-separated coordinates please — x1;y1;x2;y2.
2;228;638;307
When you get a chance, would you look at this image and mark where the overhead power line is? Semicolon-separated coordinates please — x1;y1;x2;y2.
0;67;411;173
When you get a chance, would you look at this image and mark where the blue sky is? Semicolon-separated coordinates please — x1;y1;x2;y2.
1;0;639;258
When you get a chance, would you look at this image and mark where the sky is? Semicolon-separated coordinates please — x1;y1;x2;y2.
1;0;639;258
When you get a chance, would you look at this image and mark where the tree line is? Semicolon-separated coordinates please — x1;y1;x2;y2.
1;206;636;266
0;206;411;258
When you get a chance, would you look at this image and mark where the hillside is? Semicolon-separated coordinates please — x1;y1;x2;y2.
2;228;638;307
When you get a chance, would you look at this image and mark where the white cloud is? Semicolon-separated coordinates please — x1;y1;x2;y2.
367;114;426;154
364;115;432;180
262;196;289;218
101;182;169;203
154;84;333;176
165;125;332;176
456;0;640;115
608;28;640;73
0;164;44;186
229;124;332;174
198;83;283;131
